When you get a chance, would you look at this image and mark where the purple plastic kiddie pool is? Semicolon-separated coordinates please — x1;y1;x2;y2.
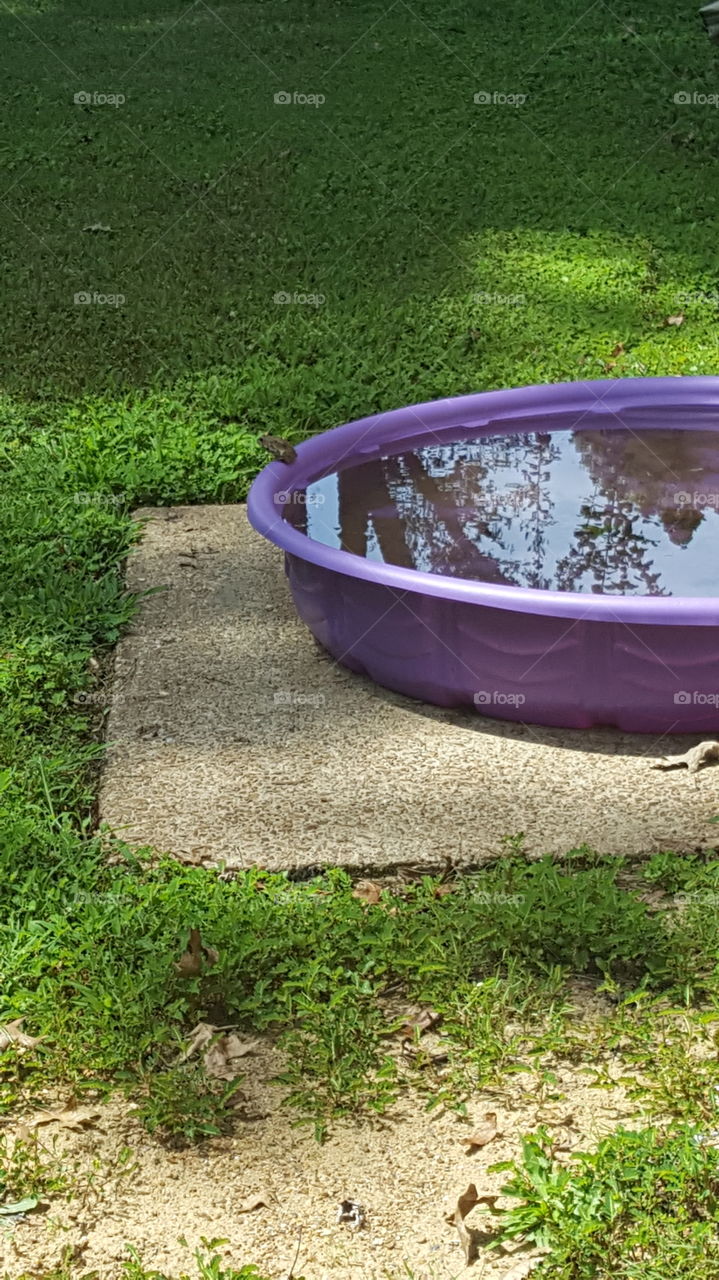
247;377;719;733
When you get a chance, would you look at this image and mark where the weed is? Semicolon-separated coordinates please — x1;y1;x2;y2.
135;1066;243;1147
491;1124;719;1277
0;1132;66;1204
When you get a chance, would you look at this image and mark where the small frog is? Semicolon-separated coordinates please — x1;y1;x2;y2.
259;434;297;464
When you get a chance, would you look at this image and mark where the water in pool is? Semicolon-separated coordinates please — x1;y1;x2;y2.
286;426;719;596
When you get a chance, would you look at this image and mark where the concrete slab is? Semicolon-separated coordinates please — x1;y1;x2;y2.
98;506;719;871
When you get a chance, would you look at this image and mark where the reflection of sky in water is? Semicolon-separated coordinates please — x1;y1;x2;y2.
307;472;341;549
301;427;719;597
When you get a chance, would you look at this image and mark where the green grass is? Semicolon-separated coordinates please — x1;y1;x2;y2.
6;1246;271;1280
491;1124;719;1278
3;0;719;1274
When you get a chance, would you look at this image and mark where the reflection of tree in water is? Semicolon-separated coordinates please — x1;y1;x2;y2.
572;429;712;550
312;425;719;595
336;432;561;585
554;491;667;596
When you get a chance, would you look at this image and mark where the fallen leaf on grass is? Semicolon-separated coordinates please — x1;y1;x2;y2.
464;1113;500;1150
352;879;383;905
238;1193;270;1213
445;1184;499;1265
174;927;219;976
82;223;112;233
177;1022;260;1078
0;1020;42;1052
651;741;719;775
400;1008;442;1038
433;882;455;898
204;1033;261;1080
0;1197;37;1217
177;1022;216;1063
610;342;625;357
664;313;684;326
28;1106;100;1131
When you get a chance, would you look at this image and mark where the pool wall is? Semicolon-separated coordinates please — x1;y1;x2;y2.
248;378;719;732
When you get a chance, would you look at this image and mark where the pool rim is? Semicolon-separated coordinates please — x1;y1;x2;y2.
246;376;719;625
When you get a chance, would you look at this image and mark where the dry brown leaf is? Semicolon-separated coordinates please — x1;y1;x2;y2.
223;1033;261;1060
610;342;625;357
651;740;719;774
664;313;684;326
0;1019;42;1052
177;1022;217;1063
204;1032;260;1080
352;879;383;905
400;1008;442;1038
445;1185;499;1265
174;927;219;976
238;1193;270;1213
433;883;455;898
177;1023;260;1076
465;1113;500;1150
175;927;202;977
28;1105;101;1131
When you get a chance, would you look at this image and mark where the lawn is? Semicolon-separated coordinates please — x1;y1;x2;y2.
3;1;719;1277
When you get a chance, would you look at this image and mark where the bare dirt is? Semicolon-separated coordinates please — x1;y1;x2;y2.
1;1036;646;1280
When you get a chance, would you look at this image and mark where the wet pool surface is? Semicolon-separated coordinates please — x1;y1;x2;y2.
285;425;719;597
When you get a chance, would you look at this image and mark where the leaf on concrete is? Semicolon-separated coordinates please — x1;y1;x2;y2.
464;1113;500;1150
0;1197;38;1217
204;1032;260;1080
223;1033;261;1060
28;1106;101;1131
444;1184;499;1265
238;1193;270;1213
651;741;719;774
0;1019;42;1052
352;879;383;905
